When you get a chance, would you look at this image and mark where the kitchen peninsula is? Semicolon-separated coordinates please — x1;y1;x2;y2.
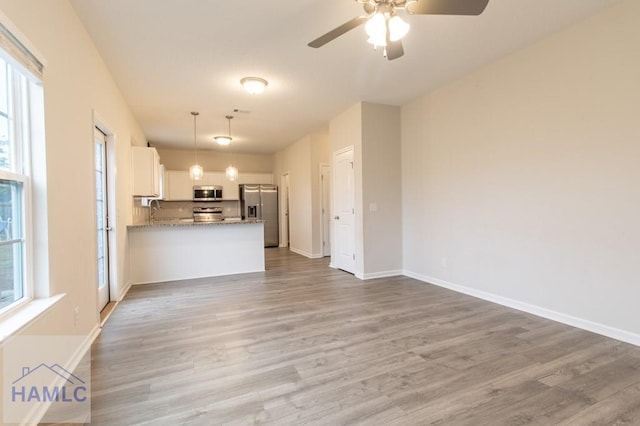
128;220;265;284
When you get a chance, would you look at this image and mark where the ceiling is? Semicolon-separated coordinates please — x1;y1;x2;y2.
70;0;621;155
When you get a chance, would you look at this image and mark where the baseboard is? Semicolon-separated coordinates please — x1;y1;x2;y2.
117;281;132;301
360;270;403;280
403;270;640;348
289;247;323;259
23;324;102;425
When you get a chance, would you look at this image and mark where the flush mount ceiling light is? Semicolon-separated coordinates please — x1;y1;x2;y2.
214;135;232;146
189;111;204;181
216;114;233;146
308;0;489;61
240;77;268;95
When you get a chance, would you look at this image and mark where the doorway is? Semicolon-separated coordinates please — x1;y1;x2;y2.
94;128;110;311
280;172;290;248
320;164;331;257
332;147;355;273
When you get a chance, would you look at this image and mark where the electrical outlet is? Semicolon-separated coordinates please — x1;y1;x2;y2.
441;257;448;268
369;202;377;212
74;307;79;327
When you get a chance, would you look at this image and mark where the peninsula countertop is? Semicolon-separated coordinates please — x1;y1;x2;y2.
128;218;265;229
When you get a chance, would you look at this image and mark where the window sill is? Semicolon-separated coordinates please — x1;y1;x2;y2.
0;294;66;345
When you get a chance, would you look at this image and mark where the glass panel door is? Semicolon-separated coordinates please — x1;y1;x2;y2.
94;129;109;310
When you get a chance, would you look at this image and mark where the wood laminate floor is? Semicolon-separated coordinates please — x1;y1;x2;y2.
87;248;640;425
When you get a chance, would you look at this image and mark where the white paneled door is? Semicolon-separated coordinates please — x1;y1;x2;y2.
333;147;355;273
94;129;110;311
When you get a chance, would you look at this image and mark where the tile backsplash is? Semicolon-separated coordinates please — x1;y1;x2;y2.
134;200;241;224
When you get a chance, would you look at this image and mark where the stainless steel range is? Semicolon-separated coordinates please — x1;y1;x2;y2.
193;206;223;222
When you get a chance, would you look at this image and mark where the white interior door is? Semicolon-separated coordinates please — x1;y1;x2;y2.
320;164;331;257
94;129;110;311
333;147;355;273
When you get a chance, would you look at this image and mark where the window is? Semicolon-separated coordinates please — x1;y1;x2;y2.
0;38;42;313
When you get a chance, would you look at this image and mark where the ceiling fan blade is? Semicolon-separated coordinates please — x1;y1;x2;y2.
406;0;489;16
308;16;368;48
386;40;404;61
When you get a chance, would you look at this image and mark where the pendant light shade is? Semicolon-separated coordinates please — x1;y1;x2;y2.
223;115;238;181
189;111;203;180
225;164;238;181
189;164;203;180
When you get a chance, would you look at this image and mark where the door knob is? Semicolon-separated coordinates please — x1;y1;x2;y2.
334;216;340;220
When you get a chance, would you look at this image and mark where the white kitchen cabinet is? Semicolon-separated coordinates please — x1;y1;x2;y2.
131;146;161;197
202;172;224;187
223;177;240;200
163;170;271;201
141;165;166;204
165;170;193;201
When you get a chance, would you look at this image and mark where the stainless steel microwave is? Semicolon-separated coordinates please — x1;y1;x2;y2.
193;185;222;201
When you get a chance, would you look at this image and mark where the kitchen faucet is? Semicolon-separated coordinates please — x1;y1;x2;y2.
148;199;160;223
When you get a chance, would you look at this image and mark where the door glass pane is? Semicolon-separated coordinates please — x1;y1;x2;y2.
94;141;107;288
0;179;23;309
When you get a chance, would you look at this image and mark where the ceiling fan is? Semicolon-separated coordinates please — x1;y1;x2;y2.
308;0;490;60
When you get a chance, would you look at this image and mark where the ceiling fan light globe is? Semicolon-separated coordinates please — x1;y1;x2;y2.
365;13;386;39
215;136;232;146
190;164;204;180
389;16;410;41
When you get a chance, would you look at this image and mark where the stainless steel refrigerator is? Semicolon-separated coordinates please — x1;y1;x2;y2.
239;184;279;247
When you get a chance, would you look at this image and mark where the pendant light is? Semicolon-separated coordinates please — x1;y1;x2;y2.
189;111;203;180
224;115;238;181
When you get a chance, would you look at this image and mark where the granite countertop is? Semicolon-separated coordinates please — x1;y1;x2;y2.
128;218;265;229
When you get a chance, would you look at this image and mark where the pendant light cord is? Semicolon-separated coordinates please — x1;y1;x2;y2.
192;111;199;164
226;115;234;165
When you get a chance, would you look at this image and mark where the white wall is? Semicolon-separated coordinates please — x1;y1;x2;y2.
273;132;329;258
155;147;273;173
0;0;147;412
329;102;403;278
309;133;330;255
402;0;640;342
361;103;402;277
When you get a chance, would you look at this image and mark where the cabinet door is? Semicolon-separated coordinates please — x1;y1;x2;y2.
204;172;224;186
132;147;160;197
165;170;193;201
222;178;239;200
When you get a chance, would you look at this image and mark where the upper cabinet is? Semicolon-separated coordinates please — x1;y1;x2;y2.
131;147;161;197
165;170;193;201
162;170;273;201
